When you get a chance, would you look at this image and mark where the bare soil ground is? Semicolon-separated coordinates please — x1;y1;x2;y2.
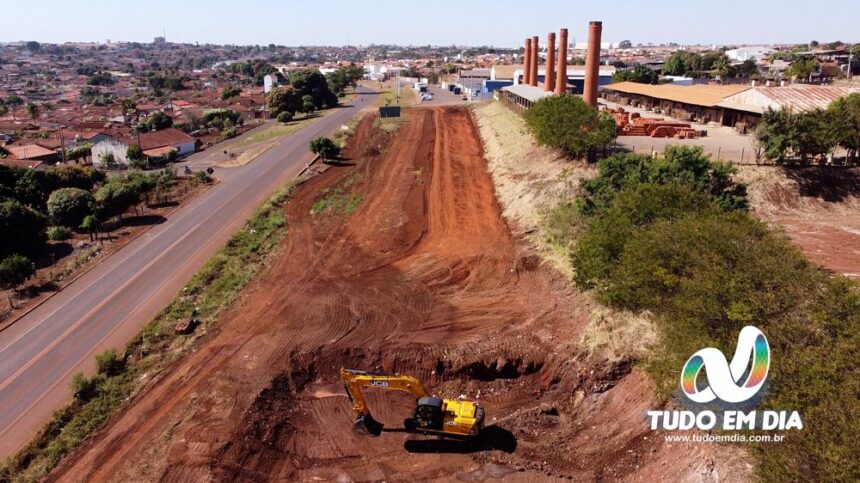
51;107;742;482
738;165;860;278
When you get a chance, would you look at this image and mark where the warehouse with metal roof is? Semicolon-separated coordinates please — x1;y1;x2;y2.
602;82;751;125
497;84;555;113
602;82;860;132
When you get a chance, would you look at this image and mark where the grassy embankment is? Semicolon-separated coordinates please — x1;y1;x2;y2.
0;179;300;482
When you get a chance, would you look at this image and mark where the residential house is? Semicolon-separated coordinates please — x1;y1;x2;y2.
91;128;196;168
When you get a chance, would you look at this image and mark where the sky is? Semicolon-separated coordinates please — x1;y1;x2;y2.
1;0;857;48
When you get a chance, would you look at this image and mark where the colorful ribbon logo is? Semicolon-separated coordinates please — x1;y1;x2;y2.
680;326;770;403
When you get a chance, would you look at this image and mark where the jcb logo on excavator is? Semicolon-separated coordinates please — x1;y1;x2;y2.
370;381;389;387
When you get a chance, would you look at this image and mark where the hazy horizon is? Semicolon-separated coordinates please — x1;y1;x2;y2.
1;0;857;48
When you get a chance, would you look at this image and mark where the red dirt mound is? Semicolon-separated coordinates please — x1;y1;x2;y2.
51;107;728;482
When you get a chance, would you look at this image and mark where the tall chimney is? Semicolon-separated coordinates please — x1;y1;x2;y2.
523;38;532;85
583;21;603;108
555;28;568;95
545;32;556;92
530;36;539;87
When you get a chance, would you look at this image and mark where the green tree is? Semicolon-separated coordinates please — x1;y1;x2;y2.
712;55;731;77
0;200;46;258
137;110;173;131
79;214;100;241
0;254;34;289
95;181;139;220
267;86;301;117
47;187;95;227
755;108;794;162
127;144;143;162
827;93;860;160
787;58;817;80
523;94;609;159
662;51;687;76
301;94;316;116
288;68;337;108
309;137;341;162
221;85;241;100
26;103;39;120
612;65;659;84
791;109;833;161
121;98;137;114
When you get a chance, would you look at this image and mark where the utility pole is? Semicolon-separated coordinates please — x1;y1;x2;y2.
58;125;67;164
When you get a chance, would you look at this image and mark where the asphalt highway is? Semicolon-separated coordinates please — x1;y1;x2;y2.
0;88;373;458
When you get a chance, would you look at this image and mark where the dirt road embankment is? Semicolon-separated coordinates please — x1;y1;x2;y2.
52;107;732;482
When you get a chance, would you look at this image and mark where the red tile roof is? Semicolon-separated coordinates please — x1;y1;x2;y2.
137;128;194;150
5;144;57;160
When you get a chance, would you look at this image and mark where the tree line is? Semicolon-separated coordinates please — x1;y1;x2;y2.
0;166;174;289
755;93;860;163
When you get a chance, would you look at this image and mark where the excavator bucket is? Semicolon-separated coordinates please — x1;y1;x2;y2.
354;414;384;436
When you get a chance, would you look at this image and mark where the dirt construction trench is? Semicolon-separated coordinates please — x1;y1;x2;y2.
52;107;734;482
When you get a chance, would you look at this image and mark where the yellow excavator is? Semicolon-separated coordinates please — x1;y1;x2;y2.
340;368;485;439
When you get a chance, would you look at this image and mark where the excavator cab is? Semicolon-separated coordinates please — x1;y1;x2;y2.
340;368;485;439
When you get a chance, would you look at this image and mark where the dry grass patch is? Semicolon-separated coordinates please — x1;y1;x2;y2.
580;306;657;363
472;101;596;275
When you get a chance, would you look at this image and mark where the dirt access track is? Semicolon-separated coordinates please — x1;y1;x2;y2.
52;107;737;482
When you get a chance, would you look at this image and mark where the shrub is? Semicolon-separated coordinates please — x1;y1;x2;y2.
0;254;34;289
70;372;100;403
277;111;294;123
222;126;238;140
46;187;95;228
94;349;125;376
47;226;72;241
572;183;714;288
194;170;212;184
523;94;615;159
578;146;748;217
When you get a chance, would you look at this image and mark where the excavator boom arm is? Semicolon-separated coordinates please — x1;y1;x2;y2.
340;368;431;435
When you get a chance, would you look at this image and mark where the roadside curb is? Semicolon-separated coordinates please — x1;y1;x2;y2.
298;154;322;177
0;177;220;335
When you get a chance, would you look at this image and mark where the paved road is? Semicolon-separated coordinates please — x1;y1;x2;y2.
0;88;374;458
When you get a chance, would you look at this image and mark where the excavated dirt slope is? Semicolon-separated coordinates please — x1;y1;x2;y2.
52;107;738;482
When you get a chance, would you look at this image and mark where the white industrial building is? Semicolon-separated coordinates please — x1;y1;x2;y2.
725;46;774;62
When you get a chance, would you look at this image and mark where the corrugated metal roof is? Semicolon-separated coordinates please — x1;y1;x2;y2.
501;84;555;103
718;85;860;114
603;82;751;107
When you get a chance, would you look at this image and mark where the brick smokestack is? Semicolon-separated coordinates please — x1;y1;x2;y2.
530;36;539;86
523;38;532;85
583;21;602;108
545;32;556;92
554;28;568;95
